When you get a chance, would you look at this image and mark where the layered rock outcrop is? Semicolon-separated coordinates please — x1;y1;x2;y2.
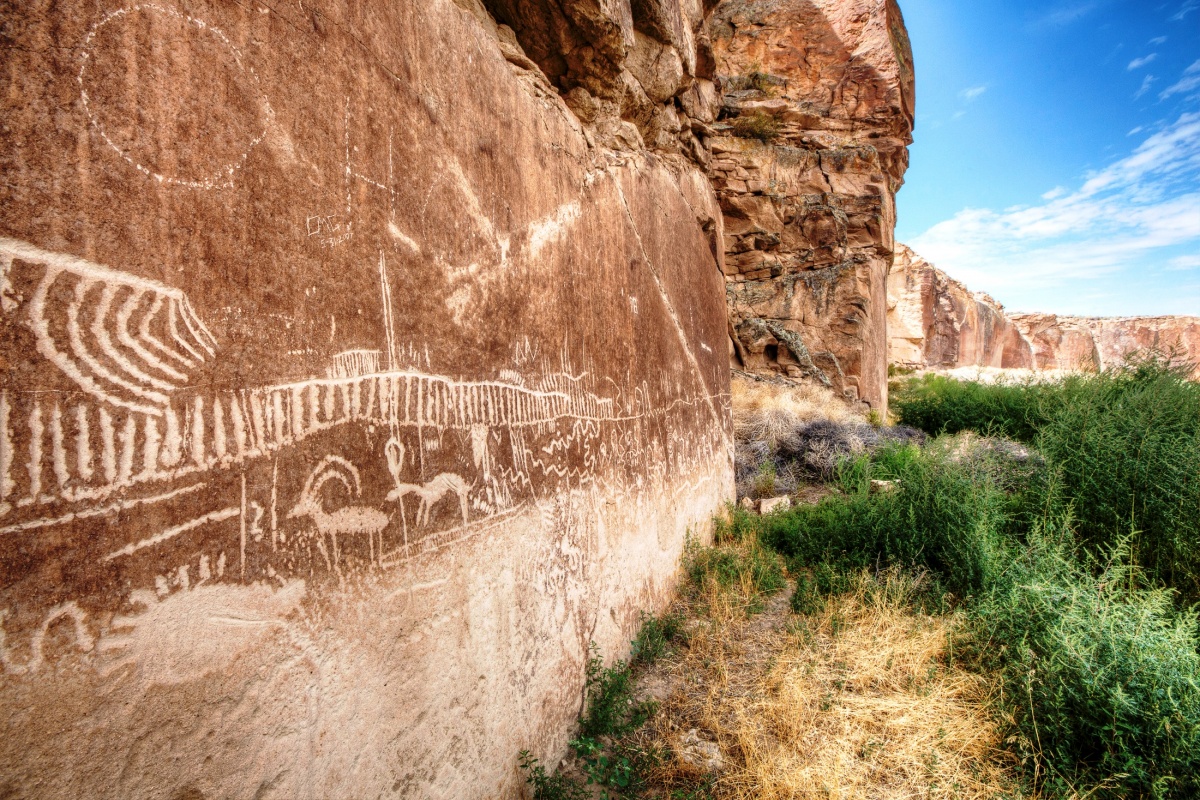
887;245;1200;379
712;0;915;410
0;2;732;797
888;244;1034;369
1013;314;1200;378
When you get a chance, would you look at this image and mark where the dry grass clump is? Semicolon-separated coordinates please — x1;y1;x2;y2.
641;570;1019;799
732;376;861;449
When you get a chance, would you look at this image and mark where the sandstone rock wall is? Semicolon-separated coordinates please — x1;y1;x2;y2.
0;2;732;797
1013;314;1200;378
887;246;1200;379
711;0;915;410
888;244;1033;369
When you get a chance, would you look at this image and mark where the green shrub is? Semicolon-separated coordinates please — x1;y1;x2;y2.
712;504;764;544
766;445;1009;600
730;112;781;143
631;610;684;665
569;736;659;797
893;355;1200;603
965;523;1200;799
579;644;655;739
891;373;1050;442
686;540;786;597
519;750;589;800
1033;356;1200;602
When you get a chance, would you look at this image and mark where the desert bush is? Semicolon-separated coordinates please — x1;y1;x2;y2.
579;644;656;739
764;442;1010;600
631;610;685;665
964;522;1200;799
1033;356;1200;602
730;112;781;142
891;372;1051;441
893;354;1200;602
686;539;786;598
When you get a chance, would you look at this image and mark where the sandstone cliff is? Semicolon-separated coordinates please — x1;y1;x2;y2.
1012;314;1200;378
888;244;1034;370
0;2;734;797
887;245;1200;379
712;0;915;410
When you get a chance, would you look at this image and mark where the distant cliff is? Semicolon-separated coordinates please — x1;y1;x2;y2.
887;244;1033;370
1013;314;1200;378
888;244;1200;378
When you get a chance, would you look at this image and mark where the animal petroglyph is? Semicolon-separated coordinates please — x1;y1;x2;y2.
385;436;470;528
289;456;390;568
387;473;470;528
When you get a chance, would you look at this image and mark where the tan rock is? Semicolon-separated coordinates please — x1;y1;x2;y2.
0;1;733;797
887;245;1034;370
711;0;915;411
675;728;727;773
758;495;793;514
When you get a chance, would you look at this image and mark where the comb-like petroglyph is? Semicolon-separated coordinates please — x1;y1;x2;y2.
0;1;733;796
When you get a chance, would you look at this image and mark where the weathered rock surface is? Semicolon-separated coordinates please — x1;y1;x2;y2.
887;244;1034;369
0;2;732;797
711;0;915;410
888;246;1200;379
1013;314;1200;378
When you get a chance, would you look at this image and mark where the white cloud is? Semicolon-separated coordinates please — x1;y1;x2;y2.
1149;36;1168;45
1135;74;1156;99
1161;59;1200;99
960;85;988;101
1127;54;1158;70
1172;0;1199;21
1168;254;1200;270
909;113;1200;299
1033;2;1101;27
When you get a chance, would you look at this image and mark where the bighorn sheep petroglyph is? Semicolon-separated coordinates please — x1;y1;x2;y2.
288;455;389;569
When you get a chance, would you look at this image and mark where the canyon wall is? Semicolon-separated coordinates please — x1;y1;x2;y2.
887;244;1033;369
713;0;915;410
1013;314;1200;378
0;2;733;797
888;245;1200;379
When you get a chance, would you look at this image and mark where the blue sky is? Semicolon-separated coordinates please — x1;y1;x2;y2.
895;0;1200;316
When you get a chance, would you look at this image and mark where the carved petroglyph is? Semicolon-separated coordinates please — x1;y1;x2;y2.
1;237;215;416
96;580;305;686
103;506;239;562
0;602;94;675
78;4;273;191
387;473;470;529
289;456;390;569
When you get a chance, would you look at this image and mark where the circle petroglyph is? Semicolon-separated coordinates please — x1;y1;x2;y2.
78;5;273;190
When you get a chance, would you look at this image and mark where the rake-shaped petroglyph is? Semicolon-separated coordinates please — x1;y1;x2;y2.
1;237;216;416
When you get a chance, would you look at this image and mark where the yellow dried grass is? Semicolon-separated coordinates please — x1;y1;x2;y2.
732;376;861;449
643;570;1020;799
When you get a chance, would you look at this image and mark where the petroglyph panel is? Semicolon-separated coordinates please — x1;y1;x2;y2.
0;1;731;797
